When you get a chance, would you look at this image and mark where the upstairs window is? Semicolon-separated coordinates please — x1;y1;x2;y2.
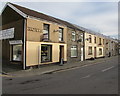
43;24;49;41
72;31;76;41
94;36;97;43
99;38;102;45
89;35;92;43
103;39;104;45
80;33;83;42
59;27;64;41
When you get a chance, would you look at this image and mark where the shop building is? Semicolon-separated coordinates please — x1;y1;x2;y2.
1;3;67;69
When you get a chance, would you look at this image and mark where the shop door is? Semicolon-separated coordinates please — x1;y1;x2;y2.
59;45;64;62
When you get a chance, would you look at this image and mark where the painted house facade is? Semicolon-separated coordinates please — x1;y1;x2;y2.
74;25;118;60
1;3;68;69
84;32;104;59
84;32;118;60
105;38;118;57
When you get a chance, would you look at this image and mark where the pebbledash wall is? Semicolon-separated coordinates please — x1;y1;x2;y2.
67;28;84;63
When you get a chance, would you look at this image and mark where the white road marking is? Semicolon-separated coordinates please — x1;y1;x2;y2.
80;75;91;79
101;66;114;72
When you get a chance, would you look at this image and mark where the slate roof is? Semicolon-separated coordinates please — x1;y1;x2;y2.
2;2;118;41
9;3;82;30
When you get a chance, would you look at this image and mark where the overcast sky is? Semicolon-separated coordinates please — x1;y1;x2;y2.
1;1;118;39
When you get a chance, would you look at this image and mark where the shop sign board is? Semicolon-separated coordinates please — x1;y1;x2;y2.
27;27;42;33
0;28;14;40
9;40;23;45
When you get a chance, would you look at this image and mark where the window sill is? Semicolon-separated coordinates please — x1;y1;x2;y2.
88;54;92;55
10;60;22;62
72;40;76;42
42;40;51;42
59;41;65;43
71;56;78;58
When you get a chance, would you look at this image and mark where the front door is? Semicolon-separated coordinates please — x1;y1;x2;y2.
59;45;64;62
81;47;83;61
94;47;96;58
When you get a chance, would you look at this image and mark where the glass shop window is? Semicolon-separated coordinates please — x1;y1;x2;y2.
41;45;52;62
12;45;22;61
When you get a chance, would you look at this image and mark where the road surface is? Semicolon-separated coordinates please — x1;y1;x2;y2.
2;56;118;94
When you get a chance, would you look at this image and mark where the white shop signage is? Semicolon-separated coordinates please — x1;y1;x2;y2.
0;28;14;40
9;40;23;45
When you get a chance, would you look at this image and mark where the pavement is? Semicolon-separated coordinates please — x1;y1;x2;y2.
1;56;115;78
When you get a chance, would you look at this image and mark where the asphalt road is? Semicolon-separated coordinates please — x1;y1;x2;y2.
2;56;118;94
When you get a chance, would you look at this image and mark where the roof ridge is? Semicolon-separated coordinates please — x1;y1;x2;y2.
8;2;81;29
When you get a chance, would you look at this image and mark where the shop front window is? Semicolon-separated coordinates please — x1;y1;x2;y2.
41;45;52;62
12;45;22;61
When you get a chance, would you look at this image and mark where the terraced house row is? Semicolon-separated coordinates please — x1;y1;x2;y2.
0;3;119;70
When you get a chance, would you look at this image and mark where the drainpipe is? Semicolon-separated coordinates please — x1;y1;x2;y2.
23;19;26;70
83;32;85;61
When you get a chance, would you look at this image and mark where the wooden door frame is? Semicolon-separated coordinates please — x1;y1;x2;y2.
94;47;96;58
59;45;64;62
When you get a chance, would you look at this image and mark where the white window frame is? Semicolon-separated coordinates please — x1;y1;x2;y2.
88;46;92;55
43;24;49;40
99;48;102;55
71;45;77;57
72;31;76;41
59;27;63;41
